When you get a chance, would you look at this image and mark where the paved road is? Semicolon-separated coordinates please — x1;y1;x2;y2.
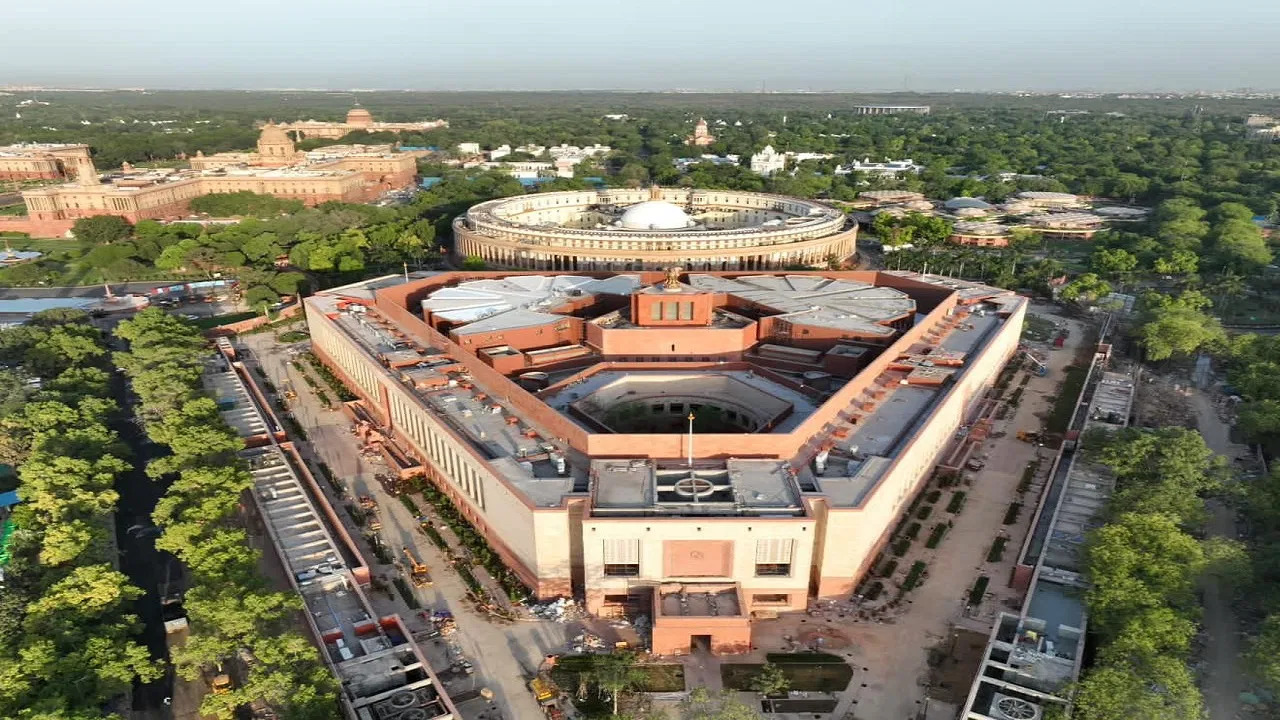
0;282;175;299
1191;390;1246;720
106;332;181;719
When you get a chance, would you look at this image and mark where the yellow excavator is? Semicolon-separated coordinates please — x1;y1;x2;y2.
403;547;433;587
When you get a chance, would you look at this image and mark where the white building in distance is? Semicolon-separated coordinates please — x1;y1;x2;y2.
456;142;481;155
750;145;786;176
750;147;837;176
838;158;924;176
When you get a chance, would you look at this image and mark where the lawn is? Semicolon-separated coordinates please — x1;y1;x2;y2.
1046;365;1088;433
1022;313;1058;342
551;656;685;693
7;237;90;255
722;653;852;693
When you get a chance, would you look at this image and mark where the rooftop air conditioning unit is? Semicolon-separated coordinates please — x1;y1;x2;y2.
991;694;1042;720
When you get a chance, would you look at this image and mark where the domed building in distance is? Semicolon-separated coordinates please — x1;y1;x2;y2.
453;186;859;271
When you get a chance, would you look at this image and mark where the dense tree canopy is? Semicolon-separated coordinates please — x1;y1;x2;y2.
115;309;337;719
0;311;160;719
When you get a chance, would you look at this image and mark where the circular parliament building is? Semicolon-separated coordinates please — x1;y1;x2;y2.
453;186;858;271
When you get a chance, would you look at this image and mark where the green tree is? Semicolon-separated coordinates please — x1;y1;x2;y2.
1135;290;1224;361
1090;247;1138;280
591;651;645;716
1085;512;1205;640
1250;615;1280;694
1058;273;1111;305
461;255;487;270
679;688;760;719
71;215;132;245
1073;654;1202;720
1212;218;1272;273
1085;426;1224;525
748;662;791;696
1152;249;1199;278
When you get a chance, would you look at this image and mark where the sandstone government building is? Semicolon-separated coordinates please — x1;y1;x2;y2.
453;186;859;272
306;268;1024;654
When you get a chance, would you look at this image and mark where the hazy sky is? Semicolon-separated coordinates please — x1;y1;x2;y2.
5;0;1279;92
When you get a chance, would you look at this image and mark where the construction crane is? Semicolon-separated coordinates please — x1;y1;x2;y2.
403;547;433;587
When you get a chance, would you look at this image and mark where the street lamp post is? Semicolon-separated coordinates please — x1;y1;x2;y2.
687;412;696;468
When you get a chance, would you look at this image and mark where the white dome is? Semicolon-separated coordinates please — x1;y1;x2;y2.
618;200;694;230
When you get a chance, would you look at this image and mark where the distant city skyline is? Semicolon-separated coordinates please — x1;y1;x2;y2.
5;0;1280;92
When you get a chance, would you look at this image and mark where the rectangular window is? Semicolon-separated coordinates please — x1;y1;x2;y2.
664;301;678;320
603;539;640;577
680;302;694;320
755;539;794;577
650;302;662;321
753;593;789;605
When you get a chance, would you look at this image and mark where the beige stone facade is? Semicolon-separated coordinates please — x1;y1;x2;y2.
17;125;418;234
0;144;96;182
279;106;448;140
454;188;859;271
304;270;1025;652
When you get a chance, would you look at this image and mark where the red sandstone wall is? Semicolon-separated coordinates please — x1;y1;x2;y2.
0;170;61;180
592;323;756;359
451;316;584;352
0;216;75;238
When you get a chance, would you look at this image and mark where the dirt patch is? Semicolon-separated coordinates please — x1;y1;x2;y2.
798;625;853;650
926;628;991;705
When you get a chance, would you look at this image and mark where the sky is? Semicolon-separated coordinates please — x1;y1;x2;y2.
5;0;1280;92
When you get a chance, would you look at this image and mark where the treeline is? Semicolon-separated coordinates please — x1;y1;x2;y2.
14;95;1280;211
0;309;160;719
188;190;305;217
1086;199;1273;294
115;309;335;720
1223;334;1280;455
0;170;530;294
1073;427;1231;720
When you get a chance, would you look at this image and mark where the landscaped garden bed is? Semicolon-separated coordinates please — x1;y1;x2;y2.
903;561;928;591
1003;502;1022;525
968;576;990;607
925;522;950;549
987;537;1008;562
722;653;851;693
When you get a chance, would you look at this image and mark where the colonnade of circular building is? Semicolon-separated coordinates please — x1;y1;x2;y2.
453;187;858;271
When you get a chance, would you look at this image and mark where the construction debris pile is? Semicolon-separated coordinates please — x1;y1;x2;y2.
1135;375;1193;429
528;598;588;623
